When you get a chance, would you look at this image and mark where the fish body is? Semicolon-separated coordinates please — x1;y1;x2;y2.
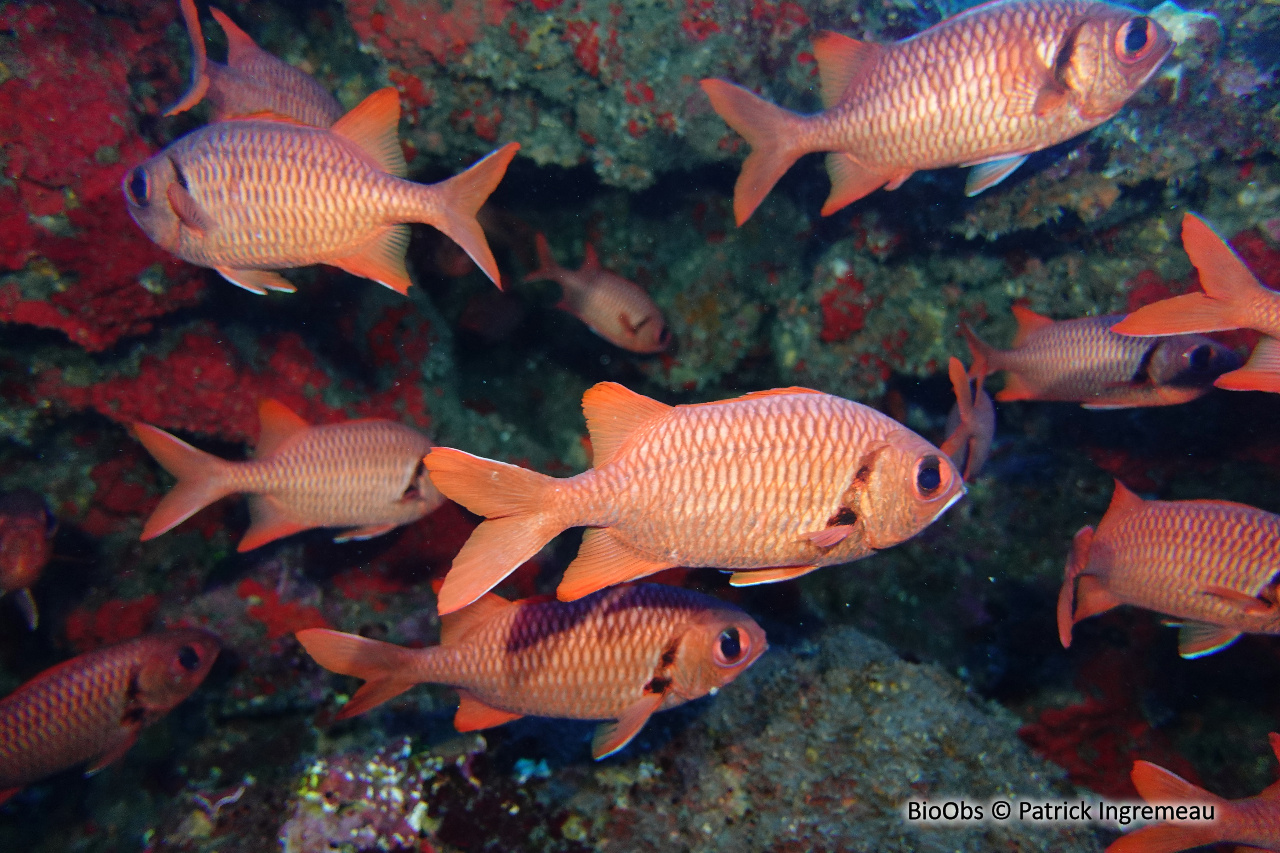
1057;480;1280;659
0;629;220;802
134;399;443;552
125;88;518;292
426;382;964;614
166;0;343;126
1113;212;1280;394
0;490;56;630
700;0;1172;224
962;305;1239;408
526;234;670;354
296;583;766;759
940;356;996;481
1107;734;1280;853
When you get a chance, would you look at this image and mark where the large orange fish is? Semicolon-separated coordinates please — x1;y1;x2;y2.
166;0;343;126
124;88;518;293
1107;736;1280;853
962;305;1239;408
700;0;1173;224
0;629;220;804
1058;480;1280;659
939;356;995;481
525;234;670;354
426;382;964;614
297;583;766;759
0;490;56;630
134;399;444;552
1113;212;1280;394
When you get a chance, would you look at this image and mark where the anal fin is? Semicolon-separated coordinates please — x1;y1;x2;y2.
557;528;674;602
729;565;820;586
329;224;413;295
238;495;309;552
1073;575;1122;622
822;153;890;215
215;267;297;295
454;690;523;732
994;372;1038;402
592;691;664;760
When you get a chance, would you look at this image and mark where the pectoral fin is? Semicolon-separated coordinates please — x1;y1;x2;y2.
1201;585;1274;614
166;182;211;236
1170;621;1242;659
729;565;820;586
964;155;1028;196
591;691;665;760
85;728;140;775
800;525;854;548
215;267;297;295
332;523;397;544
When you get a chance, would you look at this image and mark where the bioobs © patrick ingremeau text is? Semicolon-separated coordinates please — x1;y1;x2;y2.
903;797;1217;826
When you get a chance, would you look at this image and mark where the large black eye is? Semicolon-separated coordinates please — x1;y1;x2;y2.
126;167;149;206
716;627;743;664
1117;17;1152;61
1188;344;1212;372
177;645;201;671
916;455;942;497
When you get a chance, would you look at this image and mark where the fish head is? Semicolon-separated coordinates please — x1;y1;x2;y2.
674;606;768;699
134;629;222;712
1063;6;1174;121
1145;334;1243;387
850;433;965;549
0;490;56;591
122;155;183;252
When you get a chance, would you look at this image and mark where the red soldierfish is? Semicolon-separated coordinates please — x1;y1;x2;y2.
700;0;1173;225
297;584;766;759
961;305;1240;408
1113;212;1280;394
0;629;220;804
1058;480;1280;659
426;382;964;615
124;88;518;293
1107;735;1280;853
940;356;995;481
525;234;670;354
134;399;443;552
0;491;56;630
166;0;343;126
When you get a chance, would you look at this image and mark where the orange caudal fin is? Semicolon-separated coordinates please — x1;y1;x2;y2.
429;142;520;290
165;0;211;116
524;233;563;284
699;79;806;226
1113;212;1263;337
295;629;425;719
132;423;235;540
1105;823;1223;853
1215;336;1280;394
1103;763;1226;852
425;448;563;615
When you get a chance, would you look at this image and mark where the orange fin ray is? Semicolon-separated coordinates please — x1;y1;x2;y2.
1172;621;1241;658
729;565;821;586
592;691;665;760
1010;304;1054;347
85;729;140;776
454;690;522;731
1105;822;1224;853
994;372;1037;402
800;525;853;548
164;0;210;117
255;399;310;457
964;155;1027;196
699;78;806;226
295;628;424;719
1200;584;1274;614
581;382;671;467
439;592;513;646
239;495;309;552
1057;525;1095;648
1112;292;1242;337
427;142;519;289
811;32;880;108
331;88;408;177
823;153;891;215
558;528;674;601
1215;336;1280;393
330;224;412;295
524;233;564;284
133;423;235;540
214;267;297;295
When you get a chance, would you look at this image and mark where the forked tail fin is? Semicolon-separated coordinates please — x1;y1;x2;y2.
165;0;211;116
428;142;520;289
424;448;565;614
699;79;806;226
296;629;428;719
1104;761;1225;853
132;423;235;540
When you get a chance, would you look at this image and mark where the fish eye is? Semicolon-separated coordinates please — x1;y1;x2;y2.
1116;17;1152;62
1188;343;1213;372
177;645;202;672
714;626;747;666
915;454;944;498
125;167;149;207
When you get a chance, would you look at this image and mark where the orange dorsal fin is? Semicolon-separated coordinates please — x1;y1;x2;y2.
256;399;310;457
581;242;601;273
226;110;310;125
810;31;880;109
581;382;671;467
453;690;522;731
439;592;514;646
1010;304;1054;347
711;387;824;404
948;357;974;422
524;233;563;284
209;8;263;67
331;88;408;177
1102;479;1145;524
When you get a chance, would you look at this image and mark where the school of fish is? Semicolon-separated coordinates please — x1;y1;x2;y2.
2;0;1277;847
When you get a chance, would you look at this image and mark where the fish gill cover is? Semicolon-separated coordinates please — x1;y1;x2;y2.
0;0;1279;850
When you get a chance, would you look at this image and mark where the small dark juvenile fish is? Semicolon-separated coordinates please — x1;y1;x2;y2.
0;630;220;803
297;584;767;759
